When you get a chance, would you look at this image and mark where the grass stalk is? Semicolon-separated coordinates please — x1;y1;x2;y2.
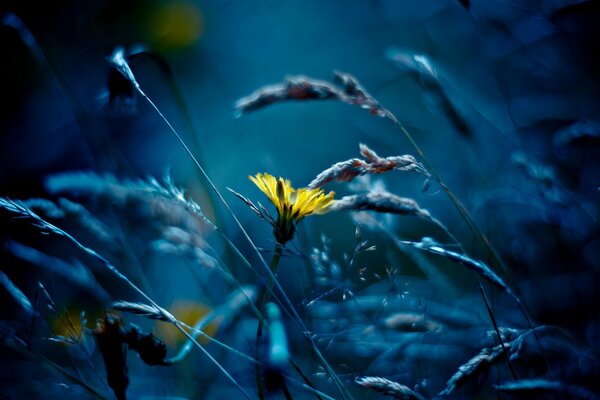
255;244;283;399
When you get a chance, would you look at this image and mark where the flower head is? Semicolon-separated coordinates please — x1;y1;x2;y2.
247;173;334;244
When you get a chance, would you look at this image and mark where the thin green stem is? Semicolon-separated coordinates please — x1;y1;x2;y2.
256;244;284;400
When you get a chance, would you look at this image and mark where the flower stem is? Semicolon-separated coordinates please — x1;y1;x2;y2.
255;244;284;400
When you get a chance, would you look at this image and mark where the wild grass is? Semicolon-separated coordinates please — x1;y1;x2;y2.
1;10;598;400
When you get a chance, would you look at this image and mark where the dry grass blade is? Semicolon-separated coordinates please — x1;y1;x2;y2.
355;376;426;400
234;75;344;115
109;301;171;322
329;192;432;221
495;379;599;400
1;197;51;229
234;71;393;118
227;187;275;225
400;238;518;302
309;143;427;189
332;71;389;117
108;47;139;91
385;48;438;82
309;158;367;188
385;48;470;138
358;143;419;172
440;327;552;396
439;343;507;396
22;198;66;219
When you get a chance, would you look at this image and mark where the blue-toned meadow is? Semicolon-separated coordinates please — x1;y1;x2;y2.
1;2;599;399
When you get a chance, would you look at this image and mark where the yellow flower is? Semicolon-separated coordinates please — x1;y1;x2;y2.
248;173;334;244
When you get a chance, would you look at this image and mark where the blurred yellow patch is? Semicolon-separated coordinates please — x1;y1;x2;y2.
155;300;220;347
48;308;97;359
49;309;94;341
147;1;204;50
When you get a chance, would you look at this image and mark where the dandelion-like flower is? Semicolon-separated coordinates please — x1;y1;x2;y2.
237;173;334;244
